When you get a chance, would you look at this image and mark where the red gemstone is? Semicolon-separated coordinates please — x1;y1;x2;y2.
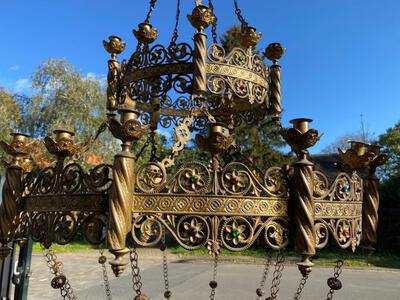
240;85;245;90
344;230;350;237
231;179;238;185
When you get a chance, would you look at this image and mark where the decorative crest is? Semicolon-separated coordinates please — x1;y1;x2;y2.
103;36;126;59
132;22;158;44
281;118;322;154
44;130;84;160
195;123;235;156
265;43;286;64
187;5;215;31
237;26;262;47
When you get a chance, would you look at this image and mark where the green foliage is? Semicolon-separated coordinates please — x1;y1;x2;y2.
0;88;24;171
220;25;292;169
379;173;400;208
378;121;400;178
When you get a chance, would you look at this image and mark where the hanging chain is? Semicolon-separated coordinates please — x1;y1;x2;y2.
233;0;248;30
144;0;158;23
326;260;344;300
161;227;172;299
136;136;151;161
255;254;272;300
269;251;285;299
209;255;219;300
149;132;159;162
293;275;308;300
130;247;143;296
69;121;108;163
43;247;77;300
169;0;181;47
99;249;112;300
208;0;218;43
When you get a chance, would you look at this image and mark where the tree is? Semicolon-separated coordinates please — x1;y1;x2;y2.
378;121;400;178
321;115;375;153
0;88;23;171
19;58;120;166
219;25;292;170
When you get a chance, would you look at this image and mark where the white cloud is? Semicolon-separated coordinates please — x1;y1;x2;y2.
15;78;30;92
86;72;106;82
10;65;20;71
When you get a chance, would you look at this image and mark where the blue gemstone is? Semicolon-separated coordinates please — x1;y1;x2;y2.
343;187;349;192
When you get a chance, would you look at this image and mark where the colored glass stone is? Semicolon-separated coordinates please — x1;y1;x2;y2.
231;178;238;185
344;230;350;237
239;56;244;61
240;85;245;90
190;176;197;183
233;230;239;237
343;187;349;192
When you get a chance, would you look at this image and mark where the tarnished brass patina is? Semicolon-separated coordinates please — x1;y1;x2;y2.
187;5;215;32
133;23;159;44
281;118;321;274
237;26;262;48
0;1;385;297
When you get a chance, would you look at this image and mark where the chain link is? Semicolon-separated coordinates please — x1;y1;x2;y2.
69;121;108;163
169;0;181;47
99;249;112;300
326;260;344;300
42;247;77;300
144;0;158;23
233;0;248;30
209;255;219;300
208;0;218;43
135;136;151;161
130;247;143;296
269;251;285;298
293;275;308;300
149;132;159;162
255;254;272;300
161;227;171;298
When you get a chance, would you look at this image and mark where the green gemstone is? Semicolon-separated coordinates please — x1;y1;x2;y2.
257;91;262;96
239;56;244;61
190;176;197;183
233;230;239;237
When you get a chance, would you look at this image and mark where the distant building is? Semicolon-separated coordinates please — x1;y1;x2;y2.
311;153;340;175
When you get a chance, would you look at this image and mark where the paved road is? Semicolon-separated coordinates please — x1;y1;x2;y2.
27;252;400;300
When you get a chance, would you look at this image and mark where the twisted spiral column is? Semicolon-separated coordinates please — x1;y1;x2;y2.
107;153;135;277
193;32;207;95
269;64;282;117
0;165;23;259
293;155;316;275
361;176;379;245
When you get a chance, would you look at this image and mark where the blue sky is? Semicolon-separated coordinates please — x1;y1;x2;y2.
1;0;399;153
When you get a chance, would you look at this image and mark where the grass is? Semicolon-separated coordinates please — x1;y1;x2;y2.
29;241;400;269
168;244;400;269
31;241;99;253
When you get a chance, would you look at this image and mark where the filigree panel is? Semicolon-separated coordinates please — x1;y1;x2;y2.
15;211;107;248
313;172;363;252
131;214;289;253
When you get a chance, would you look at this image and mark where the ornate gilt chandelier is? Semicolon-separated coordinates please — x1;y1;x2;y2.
0;0;388;299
